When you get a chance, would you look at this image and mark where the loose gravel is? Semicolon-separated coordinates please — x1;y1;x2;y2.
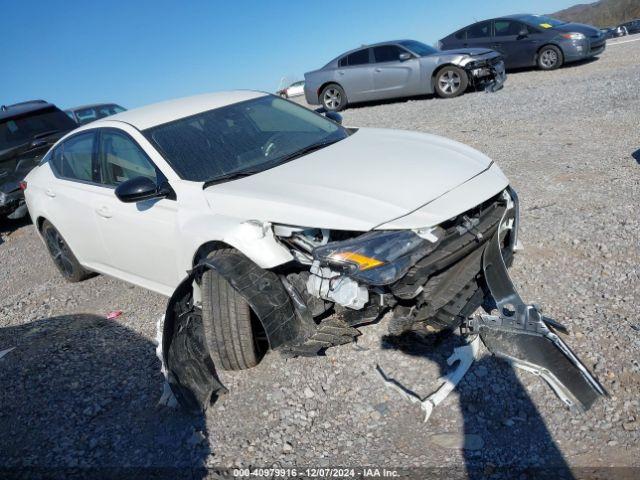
1;40;639;477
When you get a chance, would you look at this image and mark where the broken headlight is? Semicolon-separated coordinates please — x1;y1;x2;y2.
312;228;443;286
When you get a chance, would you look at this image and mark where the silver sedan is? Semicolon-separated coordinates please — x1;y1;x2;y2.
304;39;505;111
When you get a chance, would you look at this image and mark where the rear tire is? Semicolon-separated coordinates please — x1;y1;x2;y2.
41;220;91;283
434;66;468;98
201;249;264;370
320;84;347;111
537;45;563;70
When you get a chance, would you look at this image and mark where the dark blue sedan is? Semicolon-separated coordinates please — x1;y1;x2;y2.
438;14;606;70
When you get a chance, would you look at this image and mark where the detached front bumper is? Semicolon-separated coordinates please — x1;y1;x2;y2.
0;190;27;219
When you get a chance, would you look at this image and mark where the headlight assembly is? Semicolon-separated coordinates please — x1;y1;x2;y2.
312;228;443;286
561;32;586;40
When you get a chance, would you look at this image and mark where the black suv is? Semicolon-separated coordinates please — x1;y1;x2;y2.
0;100;77;219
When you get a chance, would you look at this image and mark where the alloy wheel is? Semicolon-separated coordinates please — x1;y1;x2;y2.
540;49;558;68
45;228;74;278
323;88;342;110
439;70;461;94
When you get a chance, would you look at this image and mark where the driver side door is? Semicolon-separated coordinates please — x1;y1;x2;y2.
91;128;179;295
370;45;421;99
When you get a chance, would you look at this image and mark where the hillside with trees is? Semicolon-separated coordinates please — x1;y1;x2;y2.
552;0;640;27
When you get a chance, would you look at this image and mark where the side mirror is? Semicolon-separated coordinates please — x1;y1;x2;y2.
399;52;412;61
518;28;529;37
115;176;166;203
324;111;343;124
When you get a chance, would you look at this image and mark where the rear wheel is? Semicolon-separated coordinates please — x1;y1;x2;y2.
201;249;267;370
434;66;468;98
41;220;91;282
537;45;563;70
320;84;347;111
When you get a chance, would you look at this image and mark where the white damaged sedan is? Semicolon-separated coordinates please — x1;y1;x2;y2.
24;91;604;412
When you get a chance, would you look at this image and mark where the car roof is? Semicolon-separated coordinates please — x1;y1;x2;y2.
0;100;56;121
67;103;122;112
92;90;267;130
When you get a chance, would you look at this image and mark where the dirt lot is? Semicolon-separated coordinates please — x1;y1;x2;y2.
1;38;639;478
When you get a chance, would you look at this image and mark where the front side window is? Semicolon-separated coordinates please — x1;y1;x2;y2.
145;95;348;183
51;132;95;182
373;45;403;63
98;130;157;186
468;21;491;39
345;49;370;66
494;20;523;37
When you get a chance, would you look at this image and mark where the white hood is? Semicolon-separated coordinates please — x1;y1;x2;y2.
203;128;508;230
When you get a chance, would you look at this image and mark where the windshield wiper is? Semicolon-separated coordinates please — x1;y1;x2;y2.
202;169;262;188
276;138;343;164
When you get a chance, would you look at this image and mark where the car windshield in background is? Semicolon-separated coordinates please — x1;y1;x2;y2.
517;15;566;29
145;96;348;183
399;40;438;56
0;107;77;152
74;104;125;125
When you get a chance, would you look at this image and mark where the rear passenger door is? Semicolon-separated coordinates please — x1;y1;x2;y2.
370;45;421;99
492;20;540;68
335;48;375;102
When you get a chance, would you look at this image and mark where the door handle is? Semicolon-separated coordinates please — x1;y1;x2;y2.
374;68;382;72
45;189;56;198
492;44;501;48
96;206;113;218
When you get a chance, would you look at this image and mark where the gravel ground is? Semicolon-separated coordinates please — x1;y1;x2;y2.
1;40;639;478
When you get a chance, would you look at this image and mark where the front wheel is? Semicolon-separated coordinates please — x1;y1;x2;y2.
434;66;468;98
201;249;267;370
537;45;563;70
320;84;347;111
41;220;91;282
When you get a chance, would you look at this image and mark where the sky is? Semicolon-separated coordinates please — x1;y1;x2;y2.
1;0;578;110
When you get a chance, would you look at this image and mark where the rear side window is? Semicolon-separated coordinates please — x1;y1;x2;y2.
51;132;95;182
454;30;466;40
344;49;370;66
373;45;403;63
98;130;157;186
468;21;491;39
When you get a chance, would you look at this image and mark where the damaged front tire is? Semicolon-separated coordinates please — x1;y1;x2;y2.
201;249;267;370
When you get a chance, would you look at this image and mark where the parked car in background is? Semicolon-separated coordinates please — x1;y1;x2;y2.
277;81;305;98
600;28;616;39
618;19;640;35
65;103;125;126
438;14;606;70
304;40;505;111
0;100;77;219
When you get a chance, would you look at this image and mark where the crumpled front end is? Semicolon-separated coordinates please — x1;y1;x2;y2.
451;50;507;93
161;186;605;414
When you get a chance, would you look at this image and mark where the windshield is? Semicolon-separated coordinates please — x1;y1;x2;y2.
145;95;348;183
517;15;566;28
0;107;77;152
399;40;438;56
74;104;125;125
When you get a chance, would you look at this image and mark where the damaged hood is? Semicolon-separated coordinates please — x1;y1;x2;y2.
203;128;507;231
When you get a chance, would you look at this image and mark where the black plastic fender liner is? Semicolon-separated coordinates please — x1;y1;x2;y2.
197;253;314;349
162;275;227;413
162;252;320;410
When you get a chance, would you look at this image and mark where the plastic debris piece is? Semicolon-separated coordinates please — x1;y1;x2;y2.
106;310;123;320
155;315;178;408
377;335;480;423
0;347;16;360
